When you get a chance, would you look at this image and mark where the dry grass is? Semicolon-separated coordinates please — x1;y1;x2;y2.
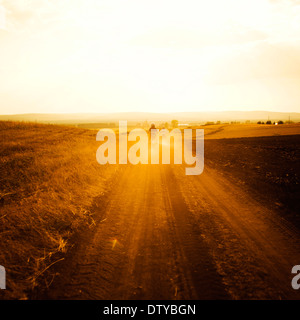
0;121;117;299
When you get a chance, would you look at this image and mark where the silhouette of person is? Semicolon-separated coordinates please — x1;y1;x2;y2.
149;123;156;133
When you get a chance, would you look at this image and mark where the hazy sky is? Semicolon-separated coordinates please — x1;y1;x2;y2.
0;0;300;114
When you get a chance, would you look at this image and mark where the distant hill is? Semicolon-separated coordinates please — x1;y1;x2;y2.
0;111;299;124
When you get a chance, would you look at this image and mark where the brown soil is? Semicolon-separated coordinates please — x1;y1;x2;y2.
35;149;300;299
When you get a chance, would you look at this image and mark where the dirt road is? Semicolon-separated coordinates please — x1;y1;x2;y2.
41;163;300;300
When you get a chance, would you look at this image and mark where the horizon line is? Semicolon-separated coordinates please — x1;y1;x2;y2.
0;110;299;116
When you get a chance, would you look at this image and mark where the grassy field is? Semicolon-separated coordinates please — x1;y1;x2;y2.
0;121;117;299
201;123;300;139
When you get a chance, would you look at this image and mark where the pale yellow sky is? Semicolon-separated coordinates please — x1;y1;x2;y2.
0;0;300;114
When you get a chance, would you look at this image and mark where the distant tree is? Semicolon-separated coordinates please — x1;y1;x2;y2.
266;120;272;125
171;120;178;128
261;121;265;124
257;121;261;124
164;122;169;129
278;120;284;124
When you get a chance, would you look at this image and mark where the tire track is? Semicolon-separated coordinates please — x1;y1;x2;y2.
40;164;229;299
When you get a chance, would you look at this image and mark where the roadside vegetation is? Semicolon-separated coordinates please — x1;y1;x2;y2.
0;121;117;299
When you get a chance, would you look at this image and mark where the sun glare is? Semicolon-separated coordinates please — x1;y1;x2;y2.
0;0;299;114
